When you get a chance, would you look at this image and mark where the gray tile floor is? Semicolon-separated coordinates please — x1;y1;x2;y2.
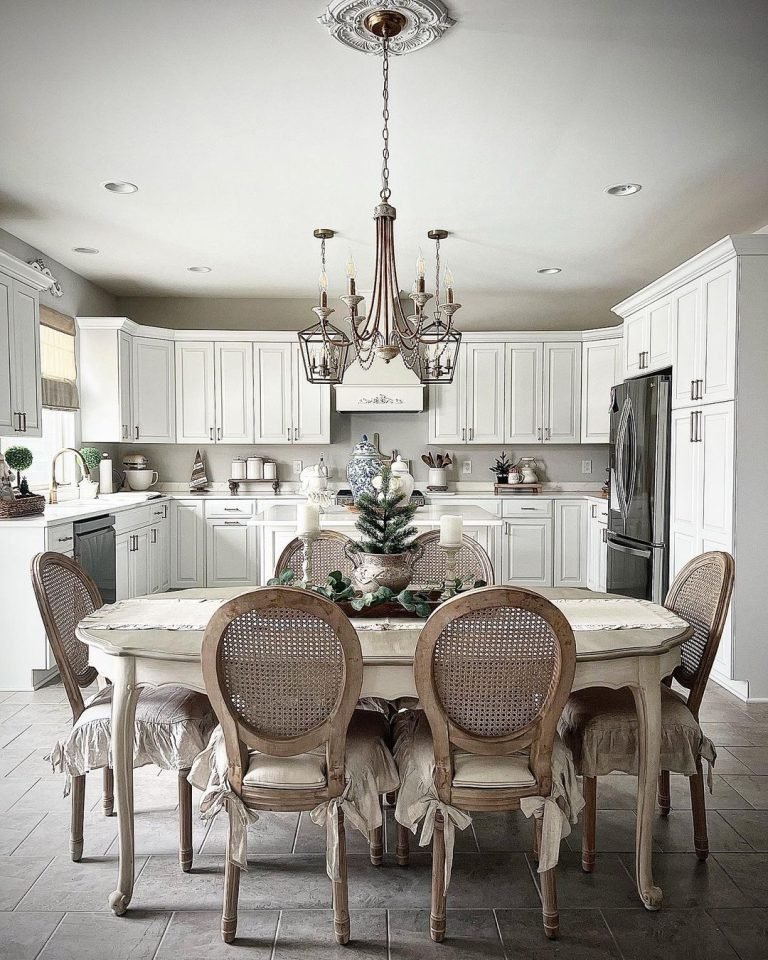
1;682;768;959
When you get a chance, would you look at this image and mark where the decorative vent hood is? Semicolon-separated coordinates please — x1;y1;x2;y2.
334;354;424;413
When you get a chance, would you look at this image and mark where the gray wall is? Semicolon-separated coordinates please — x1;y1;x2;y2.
104;408;609;487
0;228;117;318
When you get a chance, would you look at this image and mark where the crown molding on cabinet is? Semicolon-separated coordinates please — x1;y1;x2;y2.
0;249;57;291
612;234;768;319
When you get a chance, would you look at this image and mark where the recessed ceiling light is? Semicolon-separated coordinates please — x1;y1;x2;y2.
103;181;138;194
537;267;562;275
605;183;642;196
72;246;99;254
187;266;212;273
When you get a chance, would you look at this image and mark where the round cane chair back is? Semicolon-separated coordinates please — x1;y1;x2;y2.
665;551;734;714
274;532;355;585
31;553;101;716
410;531;494;588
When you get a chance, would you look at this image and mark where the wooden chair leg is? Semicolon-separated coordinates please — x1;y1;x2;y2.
369;824;384;866
178;769;193;873
690;761;709;861
658;769;671;817
430;811;447;943
102;766;114;817
222;808;241;944
70;774;86;862
581;775;597;873
385;791;397;806
537;814;559;940
396;821;410;867
332;808;350;945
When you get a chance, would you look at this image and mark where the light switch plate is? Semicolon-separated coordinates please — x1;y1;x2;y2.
293;460;303;476
462;460;472;475
581;459;592;474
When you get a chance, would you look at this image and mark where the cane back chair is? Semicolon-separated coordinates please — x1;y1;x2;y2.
274;531;355;585
409;531;495;589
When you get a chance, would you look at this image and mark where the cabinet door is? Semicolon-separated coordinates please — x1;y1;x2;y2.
292;345;330;444
701;262;736;405
0;275;13;434
465;343;504;444
216;342;255;444
543;342;581;444
623;311;647;379
206;520;257;587
149;526;162;594
671;281;700;408
170;500;205;588
253;343;292;443
586;511;601;591
175;341;215;444
133;337;175;442
118;331;134;441
115;533;131;601
699;402;734;545
11;281;42;437
505;343;542;444
503;520;553;586
554;500;587;586
669;407;700;579
597;521;608;591
130;528;151;598
647;297;674;371
581;339;621;443
428;347;465;444
148;509;170;594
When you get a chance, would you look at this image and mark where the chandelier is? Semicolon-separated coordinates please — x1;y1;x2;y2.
298;4;462;385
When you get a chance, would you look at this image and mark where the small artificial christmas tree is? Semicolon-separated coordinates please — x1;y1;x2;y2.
350;465;418;555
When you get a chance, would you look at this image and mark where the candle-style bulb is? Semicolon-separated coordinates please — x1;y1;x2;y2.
318;270;328;292
444;266;454;304
346;254;356;279
416;249;426;278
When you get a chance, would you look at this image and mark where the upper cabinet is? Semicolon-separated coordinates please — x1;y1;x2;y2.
581;337;622;443
0;251;53;439
543;342;581;443
428;342;504;445
175;340;254;443
504;341;581;445
505;343;542;444
253;342;330;444
132;337;175;443
621;299;673;379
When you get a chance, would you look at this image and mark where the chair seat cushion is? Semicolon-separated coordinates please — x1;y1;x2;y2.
243;748;327;789
49;684;216;781
558;684;715;778
452;751;537;789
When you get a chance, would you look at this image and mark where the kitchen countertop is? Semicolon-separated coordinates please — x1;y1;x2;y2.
0;492;170;528
249;504;505;527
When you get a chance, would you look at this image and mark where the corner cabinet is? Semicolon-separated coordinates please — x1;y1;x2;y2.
132;336;176;443
0;252;53;439
253;342;330;444
428;342;505;445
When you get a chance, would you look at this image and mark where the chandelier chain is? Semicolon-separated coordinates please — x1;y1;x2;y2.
380;38;391;202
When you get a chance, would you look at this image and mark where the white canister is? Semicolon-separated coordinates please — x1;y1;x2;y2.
246;457;263;480
263;461;277;480
231;458;247;480
99;454;113;495
428;467;447;488
390;455;415;501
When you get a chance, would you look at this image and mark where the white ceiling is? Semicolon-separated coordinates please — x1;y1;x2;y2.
1;0;767;327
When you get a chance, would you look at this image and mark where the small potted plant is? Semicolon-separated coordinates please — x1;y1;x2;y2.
346;465;420;594
80;447;102;481
490;451;512;484
4;445;33;495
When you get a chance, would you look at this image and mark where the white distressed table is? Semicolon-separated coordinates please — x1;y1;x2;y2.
77;586;692;916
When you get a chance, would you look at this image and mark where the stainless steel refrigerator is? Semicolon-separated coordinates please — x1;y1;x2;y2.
606;372;672;603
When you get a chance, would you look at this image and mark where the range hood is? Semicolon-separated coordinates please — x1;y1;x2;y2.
334;354;424;413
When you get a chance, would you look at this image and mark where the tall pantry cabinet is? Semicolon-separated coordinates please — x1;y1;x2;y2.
613;235;768;699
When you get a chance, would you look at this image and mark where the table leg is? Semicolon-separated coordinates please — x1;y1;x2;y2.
631;660;663;911
108;656;138;916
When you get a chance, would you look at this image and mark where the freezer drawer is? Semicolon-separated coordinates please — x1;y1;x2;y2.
606;534;667;604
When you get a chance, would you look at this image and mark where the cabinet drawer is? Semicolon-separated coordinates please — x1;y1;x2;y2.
205;499;256;519
588;500;609;522
46;523;75;553
502;499;553;518
115;505;153;533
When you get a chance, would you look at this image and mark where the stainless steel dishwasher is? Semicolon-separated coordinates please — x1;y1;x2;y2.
73;514;116;604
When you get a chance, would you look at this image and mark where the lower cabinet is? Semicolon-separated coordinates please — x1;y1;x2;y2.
554;500;588;587
115;502;171;600
586;500;608;592
503;519;553;586
206;519;257;587
116;528;151;601
170;499;206;588
149;511;170;594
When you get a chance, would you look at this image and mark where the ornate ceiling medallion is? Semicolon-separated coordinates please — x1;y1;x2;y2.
318;0;455;55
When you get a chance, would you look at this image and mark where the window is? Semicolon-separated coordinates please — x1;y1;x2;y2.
1;408;79;491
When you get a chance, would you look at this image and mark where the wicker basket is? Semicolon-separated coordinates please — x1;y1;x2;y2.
0;494;46;519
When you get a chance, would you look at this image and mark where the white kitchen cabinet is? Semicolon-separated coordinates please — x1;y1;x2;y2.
503;519;553;587
504;343;542;444
622;298;673;380
175;341;254;444
116;528;150;600
0;276;43;438
543;342;581;444
170;499;206;588
148;503;170;594
253;342;329;444
586;500;608;592
671;280;700;408
623;311;647;379
133;336;175;443
0;274;12;434
78;322;134;442
428;348;465;444
217;342;255;443
554;499;588;586
206;519;257;587
581;338;621;443
428;342;504;445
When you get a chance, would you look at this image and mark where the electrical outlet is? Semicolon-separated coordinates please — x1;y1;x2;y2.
581;459;592;474
462;460;472;475
292;459;303;476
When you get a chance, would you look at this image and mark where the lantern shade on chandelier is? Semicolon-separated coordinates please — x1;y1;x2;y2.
298;5;462;386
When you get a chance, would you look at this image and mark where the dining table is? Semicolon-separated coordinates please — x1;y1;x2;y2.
76;585;692;917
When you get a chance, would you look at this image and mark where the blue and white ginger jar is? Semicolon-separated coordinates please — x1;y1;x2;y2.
347;434;386;501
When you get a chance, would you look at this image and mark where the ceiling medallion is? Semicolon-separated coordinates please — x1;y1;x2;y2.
318;0;455;56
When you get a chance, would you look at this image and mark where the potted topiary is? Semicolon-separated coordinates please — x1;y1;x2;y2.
346;465;421;594
79;447;102;481
4;445;33;494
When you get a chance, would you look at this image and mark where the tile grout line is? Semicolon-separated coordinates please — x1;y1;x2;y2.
8;810;48;856
32;910;67;960
269;908;283;960
598;907;629;960
290;813;302;855
11;855;56;911
492;907;511;960
150;910;174;960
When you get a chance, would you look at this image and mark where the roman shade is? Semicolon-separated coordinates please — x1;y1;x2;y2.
40;306;79;410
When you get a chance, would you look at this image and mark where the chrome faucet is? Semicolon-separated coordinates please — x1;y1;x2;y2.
49;448;87;504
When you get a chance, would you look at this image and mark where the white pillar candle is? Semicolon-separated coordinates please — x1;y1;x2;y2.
440;514;463;547
297;503;320;536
